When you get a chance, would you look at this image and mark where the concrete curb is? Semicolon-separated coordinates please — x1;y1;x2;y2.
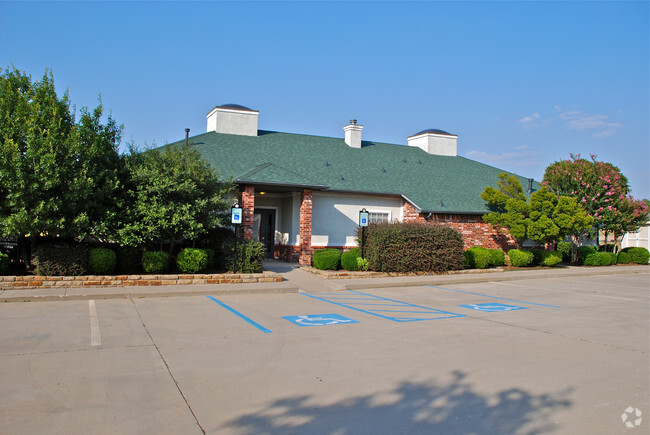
0;282;300;303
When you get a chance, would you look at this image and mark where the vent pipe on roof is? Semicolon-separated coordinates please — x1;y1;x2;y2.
528;178;534;194
344;119;363;149
185;128;190;146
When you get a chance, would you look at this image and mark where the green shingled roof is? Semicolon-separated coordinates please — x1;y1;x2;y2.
170;130;539;214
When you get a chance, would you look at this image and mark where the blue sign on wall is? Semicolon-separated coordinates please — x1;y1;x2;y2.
458;303;527;312
283;314;359;327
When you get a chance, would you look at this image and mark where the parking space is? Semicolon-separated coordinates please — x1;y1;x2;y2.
1;272;648;434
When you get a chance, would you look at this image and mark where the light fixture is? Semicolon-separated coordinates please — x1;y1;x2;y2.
259;191;266;195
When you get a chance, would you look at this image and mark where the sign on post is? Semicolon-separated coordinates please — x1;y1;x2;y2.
231;206;243;224
359;209;369;227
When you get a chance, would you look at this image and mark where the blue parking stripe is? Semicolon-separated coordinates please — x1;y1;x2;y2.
206;296;272;333
302;290;464;322
425;285;562;308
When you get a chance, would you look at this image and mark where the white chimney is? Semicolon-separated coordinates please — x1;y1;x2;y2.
344;119;363;148
206;104;259;136
407;129;457;156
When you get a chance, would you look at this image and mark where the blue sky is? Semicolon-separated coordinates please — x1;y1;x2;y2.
2;1;648;198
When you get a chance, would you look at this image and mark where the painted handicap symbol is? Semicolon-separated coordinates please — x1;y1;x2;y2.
458;303;527;312
283;314;360;327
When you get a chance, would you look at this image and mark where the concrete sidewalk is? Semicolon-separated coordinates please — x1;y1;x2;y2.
1;261;647;302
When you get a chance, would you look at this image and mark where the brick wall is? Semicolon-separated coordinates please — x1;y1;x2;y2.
401;201;516;250
299;189;313;265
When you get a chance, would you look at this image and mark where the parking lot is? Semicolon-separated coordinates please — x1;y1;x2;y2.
1;272;648;434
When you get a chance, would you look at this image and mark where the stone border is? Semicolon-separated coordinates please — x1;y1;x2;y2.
0;272;282;290
302;267;505;279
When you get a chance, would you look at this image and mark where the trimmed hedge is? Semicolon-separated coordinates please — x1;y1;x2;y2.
88;247;117;275
508;249;534;267
540;251;562;267
617;251;631;264
142;251;170;273
230;239;265;273
177;248;208;273
464;247;491;269
577;246;597;265
628;247;650;264
341;248;362;271
584;251;617;266
361;222;464;273
488;249;506;267
313;248;342;270
0;252;9;275
35;242;88;276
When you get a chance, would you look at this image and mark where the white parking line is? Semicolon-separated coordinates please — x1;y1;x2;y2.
89;300;101;346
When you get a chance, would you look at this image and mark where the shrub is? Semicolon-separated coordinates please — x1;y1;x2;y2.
0;252;9;275
142;251;170;273
540;251;562;267
313;248;342;270
341;248;362;271
531;249;546;265
361;222;464;273
34;242;88;276
177;248;208;273
464;247;491;269
117;247;141;272
88;247;117;275
617;251;632;264
357;257;369;271
577;246;597;264
628;247;650;264
488;249;506;267
229;239;265;273
583;252;601;266
204;248;216;269
508;249;534;267
556;242;572;261
599;252;616;266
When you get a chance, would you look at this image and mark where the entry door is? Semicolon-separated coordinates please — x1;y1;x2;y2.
254;209;276;259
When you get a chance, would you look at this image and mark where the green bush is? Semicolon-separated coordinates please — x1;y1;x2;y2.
204;248;216;269
583;252;601;266
177;248;208;273
540;251;562;267
488;249;506;267
617;251;632;264
34;242;88;276
341;248;362;271
88;247;117;275
361;222;464;273
313;248;342;270
357;257;369;271
117;247;141;272
229;239;265;273
577;246;597;264
464;246;491;269
556;242;572;261
628;247;650;264
508;249;534;267
600;252;616;266
0;252;9;275
142;251;170;274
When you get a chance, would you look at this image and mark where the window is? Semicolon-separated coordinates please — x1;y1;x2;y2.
368;211;390;224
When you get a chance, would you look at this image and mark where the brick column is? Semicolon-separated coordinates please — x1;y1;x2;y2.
299;189;313;265
242;185;255;240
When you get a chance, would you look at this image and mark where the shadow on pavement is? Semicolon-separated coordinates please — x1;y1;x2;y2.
221;371;573;434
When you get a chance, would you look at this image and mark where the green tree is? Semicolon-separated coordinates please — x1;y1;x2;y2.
117;144;234;252
481;174;593;247
0;67;123;265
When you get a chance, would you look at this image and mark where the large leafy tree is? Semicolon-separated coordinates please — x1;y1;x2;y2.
0;67;122;241
543;154;648;251
481;172;593;246
117;144;234;252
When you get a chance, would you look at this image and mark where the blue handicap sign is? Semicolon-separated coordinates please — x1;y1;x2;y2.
283;314;359;327
458;303;527;312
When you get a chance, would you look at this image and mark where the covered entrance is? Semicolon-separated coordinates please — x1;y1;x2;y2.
254;208;276;259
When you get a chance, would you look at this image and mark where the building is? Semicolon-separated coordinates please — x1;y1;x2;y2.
171;104;538;264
